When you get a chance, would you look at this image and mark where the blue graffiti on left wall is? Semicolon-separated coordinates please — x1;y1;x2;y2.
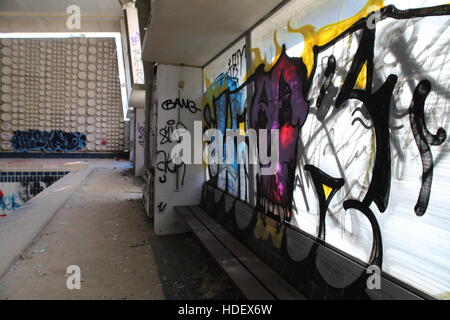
0;193;21;212
11;130;86;152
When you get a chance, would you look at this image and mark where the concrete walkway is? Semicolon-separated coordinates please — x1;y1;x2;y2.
0;162;163;299
0;161;242;300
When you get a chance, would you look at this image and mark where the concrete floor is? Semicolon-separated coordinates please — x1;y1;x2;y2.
0;161;242;300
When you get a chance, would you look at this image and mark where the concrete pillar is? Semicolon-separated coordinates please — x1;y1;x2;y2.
127;109;135;164
123;1;144;85
153;65;205;235
122;1;146;175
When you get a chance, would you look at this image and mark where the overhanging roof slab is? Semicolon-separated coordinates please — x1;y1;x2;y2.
142;0;284;67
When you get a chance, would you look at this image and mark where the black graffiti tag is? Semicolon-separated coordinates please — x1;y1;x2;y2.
159;120;187;145
409;80;447;216
227;44;246;79
161;98;200;114
157;201;167;212
156;150;186;188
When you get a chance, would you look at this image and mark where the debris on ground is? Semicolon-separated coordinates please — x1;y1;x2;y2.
19;252;32;260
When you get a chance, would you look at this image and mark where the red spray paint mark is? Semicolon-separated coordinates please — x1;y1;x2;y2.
280;123;295;150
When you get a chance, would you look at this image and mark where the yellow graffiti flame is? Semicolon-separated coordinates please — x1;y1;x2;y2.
248;31;284;76
287;0;384;82
204;0;385;117
249;47;269;75
253;212;285;248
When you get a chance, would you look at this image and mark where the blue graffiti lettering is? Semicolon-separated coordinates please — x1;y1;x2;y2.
0;194;21;212
11;130;87;153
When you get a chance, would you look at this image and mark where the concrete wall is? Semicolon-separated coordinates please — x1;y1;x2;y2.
0;37;125;153
124;119;130;152
154;64;204;235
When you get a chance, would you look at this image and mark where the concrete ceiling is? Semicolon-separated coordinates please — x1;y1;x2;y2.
0;0;123;17
142;0;285;67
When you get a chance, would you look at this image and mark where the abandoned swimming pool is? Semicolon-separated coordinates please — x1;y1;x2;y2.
0;171;70;215
0;160;86;216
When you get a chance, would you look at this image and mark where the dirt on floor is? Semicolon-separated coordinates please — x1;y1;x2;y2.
0;162;243;300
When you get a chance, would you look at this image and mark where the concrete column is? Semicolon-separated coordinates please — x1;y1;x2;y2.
122;1;146;174
153;65;205;234
127;109;136;164
123;1;144;85
120;17;132;101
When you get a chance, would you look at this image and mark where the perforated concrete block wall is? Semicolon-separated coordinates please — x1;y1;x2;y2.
0;37;125;153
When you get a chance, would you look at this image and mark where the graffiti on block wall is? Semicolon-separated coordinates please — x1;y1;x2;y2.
203;0;450;298
11;130;86;153
203;73;248;200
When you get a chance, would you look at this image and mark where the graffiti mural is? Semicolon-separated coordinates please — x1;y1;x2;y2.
11;130;86;153
250;47;309;222
202;0;450;299
203;74;248;199
203;39;249;201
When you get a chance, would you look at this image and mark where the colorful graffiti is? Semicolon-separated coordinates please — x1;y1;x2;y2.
0;189;21;213
203;73;248;199
11;130;86;153
202;0;450;299
0;194;21;212
250;49;309;222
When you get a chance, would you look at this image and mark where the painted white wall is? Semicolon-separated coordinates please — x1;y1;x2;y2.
154;64;204;235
